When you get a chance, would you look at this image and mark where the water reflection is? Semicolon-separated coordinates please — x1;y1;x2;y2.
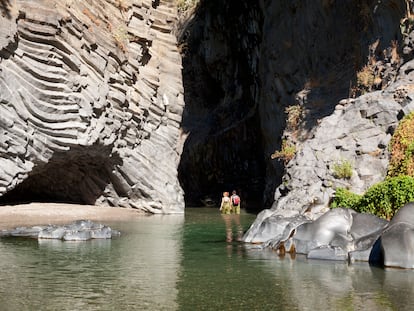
1;209;414;310
0;214;184;311
221;214;243;242
246;248;414;311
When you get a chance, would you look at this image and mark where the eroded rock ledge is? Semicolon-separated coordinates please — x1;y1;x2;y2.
0;0;185;213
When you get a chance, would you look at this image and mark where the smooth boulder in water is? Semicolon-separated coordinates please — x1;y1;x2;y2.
0;220;120;241
380;202;414;269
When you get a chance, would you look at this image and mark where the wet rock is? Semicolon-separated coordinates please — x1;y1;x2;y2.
381;203;414;269
307;245;348;261
0;220;120;241
244;203;414;269
38;227;66;240
293;208;355;254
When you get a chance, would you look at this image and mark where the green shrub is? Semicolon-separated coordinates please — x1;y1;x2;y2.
357;175;414;219
331;176;414;219
332;159;353;179
330;187;361;209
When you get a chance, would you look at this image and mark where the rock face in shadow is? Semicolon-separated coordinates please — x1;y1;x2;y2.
177;0;407;209
0;0;185;213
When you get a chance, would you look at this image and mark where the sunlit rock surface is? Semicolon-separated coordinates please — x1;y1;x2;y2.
0;0;185;213
245;57;414;243
381;202;414;269
245;203;414;269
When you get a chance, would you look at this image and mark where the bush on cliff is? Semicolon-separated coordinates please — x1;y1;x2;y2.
331;112;414;219
331;175;414;219
387;111;414;177
330;188;361;210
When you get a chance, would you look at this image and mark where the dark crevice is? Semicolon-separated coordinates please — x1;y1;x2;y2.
0;146;122;205
178;0;265;212
177;0;405;212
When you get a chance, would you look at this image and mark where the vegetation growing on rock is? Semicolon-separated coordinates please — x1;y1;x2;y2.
177;0;199;13
332;176;414;219
332;159;353;179
388;111;414;177
332;112;414;219
271;139;296;164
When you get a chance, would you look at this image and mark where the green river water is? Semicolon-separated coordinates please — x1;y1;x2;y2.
0;207;413;310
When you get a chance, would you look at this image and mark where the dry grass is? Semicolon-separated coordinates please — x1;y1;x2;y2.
356;65;375;92
271;139;296;164
285;105;303;131
112;25;129;52
388;112;414;177
177;0;199;13
390;40;400;65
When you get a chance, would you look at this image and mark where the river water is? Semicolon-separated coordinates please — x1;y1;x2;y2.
0;207;413;310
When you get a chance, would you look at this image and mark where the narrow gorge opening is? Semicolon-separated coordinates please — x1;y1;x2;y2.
177;1;267;212
176;0;406;212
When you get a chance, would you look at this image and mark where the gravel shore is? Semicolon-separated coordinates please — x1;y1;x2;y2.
0;203;146;230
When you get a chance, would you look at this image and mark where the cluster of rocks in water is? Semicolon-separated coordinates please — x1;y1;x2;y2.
244;202;414;269
0;220;120;241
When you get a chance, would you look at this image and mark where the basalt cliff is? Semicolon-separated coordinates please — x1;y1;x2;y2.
0;0;185;213
1;0;414;217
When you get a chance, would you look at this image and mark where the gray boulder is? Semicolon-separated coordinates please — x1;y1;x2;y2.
244;203;414;269
292;208;355;256
381;202;414;268
246;207;389;263
38;226;66;239
0;220;120;241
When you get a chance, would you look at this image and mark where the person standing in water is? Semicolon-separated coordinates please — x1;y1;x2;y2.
230;190;243;241
220;191;232;242
219;191;232;214
220;190;243;242
230;190;241;214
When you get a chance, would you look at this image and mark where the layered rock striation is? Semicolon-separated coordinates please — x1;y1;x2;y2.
1;0;413;221
0;0;185;213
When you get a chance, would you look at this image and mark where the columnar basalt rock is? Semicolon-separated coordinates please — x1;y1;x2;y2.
0;0;185;213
